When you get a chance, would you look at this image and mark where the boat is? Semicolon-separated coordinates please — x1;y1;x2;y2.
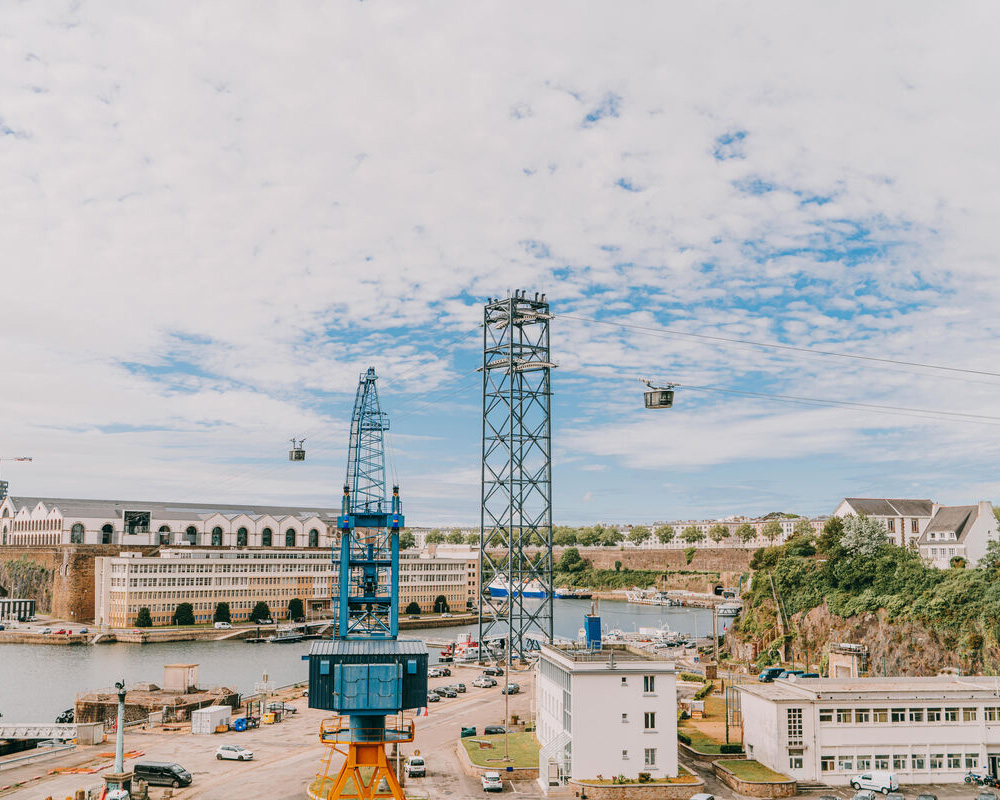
488;577;548;599
625;587;682;606
555;587;593;599
268;627;305;643
715;600;743;617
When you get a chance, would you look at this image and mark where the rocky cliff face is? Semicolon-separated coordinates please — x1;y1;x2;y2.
0;555;53;611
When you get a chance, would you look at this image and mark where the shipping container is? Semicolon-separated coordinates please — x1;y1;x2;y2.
191;705;232;735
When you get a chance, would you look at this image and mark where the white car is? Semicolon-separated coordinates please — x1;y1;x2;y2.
482;771;503;792
404;756;425;778
850;772;899;793
216;744;254;761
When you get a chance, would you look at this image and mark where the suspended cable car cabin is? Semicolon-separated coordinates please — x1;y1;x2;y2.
289;438;306;461
644;388;674;409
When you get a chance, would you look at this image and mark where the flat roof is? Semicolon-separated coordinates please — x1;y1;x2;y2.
542;642;676;666
739;675;1000;702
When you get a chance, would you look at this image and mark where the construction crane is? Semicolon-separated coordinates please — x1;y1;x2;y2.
0;457;33;501
306;367;427;800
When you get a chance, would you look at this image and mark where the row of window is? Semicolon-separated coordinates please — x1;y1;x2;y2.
819;707;996;723
819;752;980;772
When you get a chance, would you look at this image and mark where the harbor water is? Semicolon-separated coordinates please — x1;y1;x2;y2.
0;598;727;723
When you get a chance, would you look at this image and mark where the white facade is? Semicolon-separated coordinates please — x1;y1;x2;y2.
739;676;1000;785
918;501;997;569
833;498;935;548
536;643;677;787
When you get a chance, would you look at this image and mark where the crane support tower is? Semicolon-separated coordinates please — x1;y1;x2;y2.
479;290;555;661
306;367;427;800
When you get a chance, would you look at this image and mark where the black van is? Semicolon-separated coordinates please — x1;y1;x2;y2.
133;761;192;788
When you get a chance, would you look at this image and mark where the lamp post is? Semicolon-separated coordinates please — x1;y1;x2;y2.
103;679;132;796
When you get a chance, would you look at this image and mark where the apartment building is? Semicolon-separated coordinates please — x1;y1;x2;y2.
833;498;934;547
739;676;1000;785
398;547;479;612
918;502;997;568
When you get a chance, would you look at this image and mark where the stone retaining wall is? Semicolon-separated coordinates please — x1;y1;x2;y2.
677;741;744;764
713;761;797;798
568;776;704;800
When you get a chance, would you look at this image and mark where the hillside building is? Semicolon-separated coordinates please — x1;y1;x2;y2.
739;676;1000;785
535;642;677;789
833;498;935;547
918;502;997;568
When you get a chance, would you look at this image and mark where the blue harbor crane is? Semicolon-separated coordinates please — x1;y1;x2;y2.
306;367;427;800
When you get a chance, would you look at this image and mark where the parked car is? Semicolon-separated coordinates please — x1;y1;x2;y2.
266;702;297;715
483;725;506;735
404;756;425;778
438;687;457;698
802;672;820;678
54;629;70;635
482;771;503;792
428;668;444;678
427;692;440;703
216;744;254;761
441;612;452;617
473;677;497;688
454;683;466;693
852;791;877;800
757;667;784;683
214;622;232;629
850;772;899;793
689;794;716;800
885;793;905;800
133;761;192;788
460;726;477;738
79;628;89;634
501;682;520;695
483;666;504;676
40;627;52;635
438;666;451;676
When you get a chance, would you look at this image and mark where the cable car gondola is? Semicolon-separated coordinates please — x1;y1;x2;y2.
642;380;675;409
289;438;306;461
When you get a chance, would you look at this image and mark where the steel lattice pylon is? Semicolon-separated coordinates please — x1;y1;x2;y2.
479;291;555;661
346;367;391;515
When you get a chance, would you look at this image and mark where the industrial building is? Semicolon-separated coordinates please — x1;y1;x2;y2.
739;676;1000;784
535;641;678;788
0;597;35;620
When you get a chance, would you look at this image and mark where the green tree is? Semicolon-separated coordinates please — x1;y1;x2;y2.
172;602;195;626
576;527;601;546
708;524;728;544
629;526;651;545
614;560;623;572
793;518;814;538
600;527;624;547
213;602;231;623
817;516;844;555
681;525;705;544
556;547;587;573
840;514;889;558
398;531;417;551
762;520;784;544
979;538;1000;572
405;601;421;615
288;597;305;620
447;530;464;545
250;601;271;623
135;607;153;627
654;524;675;545
425;529;445;544
950;555;967;569
735;523;756;545
465;532;480;546
553;526;578;546
433;595;449;613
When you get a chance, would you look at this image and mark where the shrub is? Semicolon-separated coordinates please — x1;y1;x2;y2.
433;595;449;613
135;607;153;627
694;681;714;700
250;601;271;623
677;732;691;745
172;602;195;626
288;597;304;620
720;744;744;754
685;547;696;564
680;672;703;683
405;601;421;615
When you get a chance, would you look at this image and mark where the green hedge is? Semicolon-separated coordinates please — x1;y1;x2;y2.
679;672;703;683
693;681;714;700
720;744;744;754
677;732;691;746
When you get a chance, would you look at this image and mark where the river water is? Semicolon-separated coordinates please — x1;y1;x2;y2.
0;599;727;723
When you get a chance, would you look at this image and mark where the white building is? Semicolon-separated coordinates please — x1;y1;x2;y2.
833;498;935;547
918;502;997;568
535;642;677;789
739;676;1000;785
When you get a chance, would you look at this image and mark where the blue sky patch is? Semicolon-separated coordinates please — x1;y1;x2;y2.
582;92;622;127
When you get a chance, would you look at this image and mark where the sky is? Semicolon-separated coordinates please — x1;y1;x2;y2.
2;2;1000;525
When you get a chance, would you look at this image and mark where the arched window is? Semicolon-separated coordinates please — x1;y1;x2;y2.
212;526;223;546
1;508;8;517
237;527;248;547
158;525;170;545
186;526;197;545
102;524;114;545
285;528;296;547
262;527;272;547
309;528;319;547
70;523;84;544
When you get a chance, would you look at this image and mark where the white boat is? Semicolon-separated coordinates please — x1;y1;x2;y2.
715;600;743;617
625;587;681;606
488;577;548;599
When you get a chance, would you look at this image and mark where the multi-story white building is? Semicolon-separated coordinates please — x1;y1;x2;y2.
918;502;997;568
0;495;339;548
739;676;1000;785
535;642;677;790
833;498;935;547
399;546;479;613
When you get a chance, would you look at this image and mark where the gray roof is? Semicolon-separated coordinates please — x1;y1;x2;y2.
6;496;340;519
919;505;978;544
844;498;934;517
309;639;427;656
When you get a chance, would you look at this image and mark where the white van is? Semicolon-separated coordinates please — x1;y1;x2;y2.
213;621;232;630
850;772;899;793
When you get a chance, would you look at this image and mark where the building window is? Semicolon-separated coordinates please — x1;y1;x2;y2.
262;528;272;546
964;708;978;722
894;754;907;771
856;755;871;770
70;523;84;544
819;709;833;723
621;714;628;723
644;748;656;767
944;708;958;722
887;519;895;533
948;754;962;769
643;675;655;693
890;708;905;723
102;523;114;544
821;756;835;772
644;712;656;730
309;528;319;547
874;754;890;770
855;708;870;723
912;519;919;533
788;750;804;770
837;708;853;724
212;526;223;546
987;707;1000;722
838;755;853;772
872;708;888;723
927;708;941;722
930;754;943;770
285;528;296;547
909;708;924;723
912;754;925;770
967;754;980;769
237;527;248;547
786;708;803;746
621;750;628;760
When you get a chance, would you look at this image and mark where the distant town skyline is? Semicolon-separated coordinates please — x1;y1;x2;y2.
3;4;1000;525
